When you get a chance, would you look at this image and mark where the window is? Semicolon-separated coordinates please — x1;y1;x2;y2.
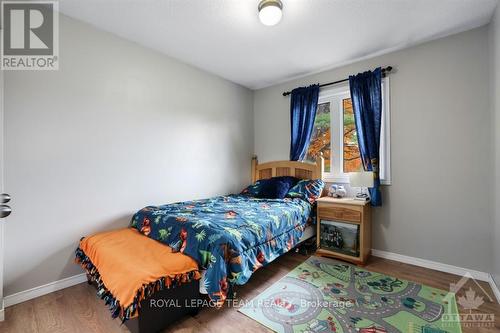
305;79;391;184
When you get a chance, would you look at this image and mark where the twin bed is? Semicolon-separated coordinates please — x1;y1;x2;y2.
76;156;324;333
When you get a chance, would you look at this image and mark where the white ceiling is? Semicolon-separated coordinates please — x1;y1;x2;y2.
58;0;499;89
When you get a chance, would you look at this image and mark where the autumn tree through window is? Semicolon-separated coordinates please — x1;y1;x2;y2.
342;98;363;173
305;81;391;183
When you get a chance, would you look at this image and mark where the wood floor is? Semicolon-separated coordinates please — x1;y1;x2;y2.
1;252;499;333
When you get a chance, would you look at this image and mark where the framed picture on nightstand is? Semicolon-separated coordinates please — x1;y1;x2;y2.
319;220;360;257
315;197;371;265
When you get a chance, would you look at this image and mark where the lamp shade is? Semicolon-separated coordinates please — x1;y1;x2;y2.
349;172;374;188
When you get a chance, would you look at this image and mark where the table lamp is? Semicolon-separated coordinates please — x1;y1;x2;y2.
349;172;374;201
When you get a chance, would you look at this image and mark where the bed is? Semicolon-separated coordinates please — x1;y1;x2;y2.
76;155;323;332
131;155;324;305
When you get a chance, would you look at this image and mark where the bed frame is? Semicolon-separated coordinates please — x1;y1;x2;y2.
251;154;324;182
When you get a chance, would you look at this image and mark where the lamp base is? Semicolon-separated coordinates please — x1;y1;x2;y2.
354;192;370;201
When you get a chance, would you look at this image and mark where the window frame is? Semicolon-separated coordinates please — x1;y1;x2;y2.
316;78;391;185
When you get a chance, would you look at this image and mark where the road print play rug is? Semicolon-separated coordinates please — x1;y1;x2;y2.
239;256;462;333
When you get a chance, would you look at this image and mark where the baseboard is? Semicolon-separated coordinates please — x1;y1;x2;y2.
4;273;87;308
0;307;4;321
371;249;490;281
371;249;500;303
371;249;492;282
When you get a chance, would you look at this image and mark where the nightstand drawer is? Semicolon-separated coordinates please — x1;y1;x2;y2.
319;206;361;223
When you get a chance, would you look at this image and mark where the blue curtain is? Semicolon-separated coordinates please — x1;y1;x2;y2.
289;84;320;161
349;68;383;206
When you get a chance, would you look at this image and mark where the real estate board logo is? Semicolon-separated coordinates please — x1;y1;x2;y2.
441;272;495;329
1;1;59;70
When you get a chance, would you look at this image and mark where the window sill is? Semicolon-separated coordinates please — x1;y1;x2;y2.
322;176;392;186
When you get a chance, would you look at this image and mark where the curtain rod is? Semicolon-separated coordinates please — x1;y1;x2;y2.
282;66;393;97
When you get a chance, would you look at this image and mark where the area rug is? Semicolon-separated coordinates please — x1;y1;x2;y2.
239;256;462;333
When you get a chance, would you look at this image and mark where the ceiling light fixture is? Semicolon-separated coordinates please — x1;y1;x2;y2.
258;0;283;26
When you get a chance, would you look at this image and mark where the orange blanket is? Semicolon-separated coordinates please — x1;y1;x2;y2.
76;228;200;320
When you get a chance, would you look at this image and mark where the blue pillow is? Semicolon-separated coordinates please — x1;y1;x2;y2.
257;180;291;199
271;176;300;188
287;179;325;203
240;176;299;198
240;179;265;196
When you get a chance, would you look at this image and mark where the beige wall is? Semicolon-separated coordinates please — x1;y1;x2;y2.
490;3;500;286
254;27;493;273
3;15;254;295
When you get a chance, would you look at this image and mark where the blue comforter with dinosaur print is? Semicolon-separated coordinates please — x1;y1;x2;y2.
131;194;311;305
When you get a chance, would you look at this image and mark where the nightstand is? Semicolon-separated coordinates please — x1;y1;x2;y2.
315;197;372;265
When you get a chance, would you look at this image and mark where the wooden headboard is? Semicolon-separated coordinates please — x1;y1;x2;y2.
251;155;324;182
